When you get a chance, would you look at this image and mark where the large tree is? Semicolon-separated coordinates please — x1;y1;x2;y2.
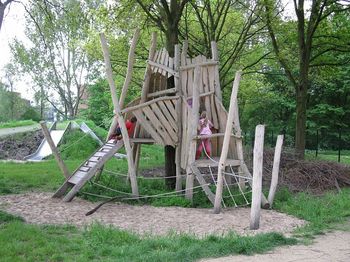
11;0;95;119
0;0;15;32
263;0;350;158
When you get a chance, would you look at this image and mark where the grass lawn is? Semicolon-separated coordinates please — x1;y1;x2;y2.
0;120;38;129
1;129;350;261
306;150;350;165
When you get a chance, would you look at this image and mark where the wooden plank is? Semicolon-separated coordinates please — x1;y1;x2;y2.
208;66;219;129
180;61;218;70
163;52;169;76
187;60;193;97
250;125;264;230
157;100;178;132
68;171;87;184
213;71;241;214
142;106;174;145
129;138;155;144
268;135;284;207
202;66;212;123
147;60;178;77
163;100;177;121
40;121;70;179
181;54;188;96
79;166;90;172
194;133;241;140
121;96;178;114
150;103;177;140
133;110;164;145
191;164;215;205
147;87;176;98
63;141;125;202
94;152;107;157
174;44;182;192
211;41;222;101
180;98;188;168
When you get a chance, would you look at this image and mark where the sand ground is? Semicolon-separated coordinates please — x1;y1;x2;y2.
0;192;305;237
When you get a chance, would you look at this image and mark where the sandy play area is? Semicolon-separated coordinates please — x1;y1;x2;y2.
0;192;305;237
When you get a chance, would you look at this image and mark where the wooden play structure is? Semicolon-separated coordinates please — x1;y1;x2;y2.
51;30;283;228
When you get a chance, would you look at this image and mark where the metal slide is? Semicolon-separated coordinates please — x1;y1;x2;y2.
25;122;68;161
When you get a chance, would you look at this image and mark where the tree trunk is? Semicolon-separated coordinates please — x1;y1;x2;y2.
0;4;5;32
164;22;178;190
295;84;307;159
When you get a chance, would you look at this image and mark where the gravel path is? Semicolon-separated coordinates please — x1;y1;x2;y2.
202;228;350;262
0;124;40;138
0;192;305;237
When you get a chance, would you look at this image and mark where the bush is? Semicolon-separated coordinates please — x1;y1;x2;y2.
21;108;41;122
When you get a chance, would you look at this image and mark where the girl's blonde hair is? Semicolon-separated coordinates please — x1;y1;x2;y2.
200;111;207;119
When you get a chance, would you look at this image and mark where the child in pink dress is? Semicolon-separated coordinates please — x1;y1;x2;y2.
196;111;213;159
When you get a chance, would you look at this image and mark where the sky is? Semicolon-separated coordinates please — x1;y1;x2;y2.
0;0;298;103
0;1;33;101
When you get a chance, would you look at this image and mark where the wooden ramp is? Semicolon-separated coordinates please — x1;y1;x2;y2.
53;140;125;202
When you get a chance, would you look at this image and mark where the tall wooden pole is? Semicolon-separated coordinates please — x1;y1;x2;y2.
268;135;284;207
40;121;70;179
174;44;183;192
213;71;241;214
100;33;139;196
119;28;140;110
106;29;140;141
185;66;200;201
211;41;222;102
132;32;158;173
250;124;265;230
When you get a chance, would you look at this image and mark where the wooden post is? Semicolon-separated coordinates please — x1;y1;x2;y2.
119;28;140;110
132;32;158;172
40;121;70;179
100;33;139;197
210;41;222;102
268;135;284;207
185;66;200;201
250;124;265;230
213;71;241;214
174;44;183;192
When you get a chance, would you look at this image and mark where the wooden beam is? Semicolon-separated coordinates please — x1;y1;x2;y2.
268;135;284;207
213;71;241;214
100;33;139;197
121;96;179;114
147;60;179;77
180;61;218;71
119;28;140;110
174;44;183;192
210;41;222;102
191;164;215;205
147;87;176;98
250;125;265;230
40;121;70;179
133;32;158;176
185;66;200;201
194;133;241;140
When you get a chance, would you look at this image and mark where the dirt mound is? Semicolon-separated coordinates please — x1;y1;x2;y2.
260;149;350;194
0;130;43;160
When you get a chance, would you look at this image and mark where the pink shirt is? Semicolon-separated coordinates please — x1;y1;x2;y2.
199;118;213;135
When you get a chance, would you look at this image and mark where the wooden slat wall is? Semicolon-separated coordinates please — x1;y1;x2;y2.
132;98;178;147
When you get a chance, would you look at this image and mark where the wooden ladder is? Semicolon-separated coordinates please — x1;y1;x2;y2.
53;140;124;202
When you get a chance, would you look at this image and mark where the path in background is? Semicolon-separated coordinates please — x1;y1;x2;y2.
202;227;350;262
0;124;40;138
